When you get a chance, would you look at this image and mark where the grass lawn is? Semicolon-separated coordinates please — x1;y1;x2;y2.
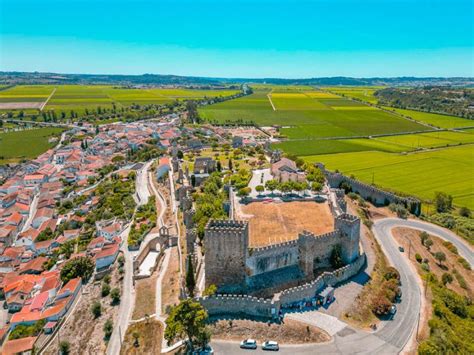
381;107;474;129
0;127;63;164
373;131;474;149
304;145;474;208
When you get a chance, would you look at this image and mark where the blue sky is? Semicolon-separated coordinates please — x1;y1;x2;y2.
0;0;473;77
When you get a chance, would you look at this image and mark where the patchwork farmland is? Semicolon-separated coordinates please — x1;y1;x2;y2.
0;85;240;115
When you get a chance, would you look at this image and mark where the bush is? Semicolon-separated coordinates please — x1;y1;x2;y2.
110;288;121;304
103;319;113;340
457;257;471;270
389;203;408;218
459;206;471;218
372;290;392;315
59;340;70;355
421;263;430;272
384;266;400;282
91;301;102;318
415;253;423;263
101;283;111;297
442;241;458;254
60;256;94;283
441;273;453;285
347;192;358;200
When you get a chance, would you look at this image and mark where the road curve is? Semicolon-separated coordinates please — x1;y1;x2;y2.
211;218;473;354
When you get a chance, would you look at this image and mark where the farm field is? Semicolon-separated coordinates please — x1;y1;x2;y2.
381;107;474;129
0;127;64;164
0;85;240;116
304;144;474;209
324;86;383;104
273;137;407;156
373;131;474;149
199;87;429;138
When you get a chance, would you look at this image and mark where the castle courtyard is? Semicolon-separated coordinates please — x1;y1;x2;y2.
238;201;334;247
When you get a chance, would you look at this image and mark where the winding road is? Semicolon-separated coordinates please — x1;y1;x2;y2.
211;218;473;354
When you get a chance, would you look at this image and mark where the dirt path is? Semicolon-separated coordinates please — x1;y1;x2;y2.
267;90;276;111
40;87;57;111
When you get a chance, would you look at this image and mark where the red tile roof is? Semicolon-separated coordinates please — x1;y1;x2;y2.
2;336;37;355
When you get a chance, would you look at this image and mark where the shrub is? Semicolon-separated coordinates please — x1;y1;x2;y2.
442;241;458;254
60;256;94;283
457;257;471;270
347;192;358;200
372;290;392;315
103;319;113;340
441;273;453;285
415;253;423;263
110;288;121;304
421;263;430;272
101;283;111;297
384;266;400;282
59;340;70;355
91;301;102;318
459;206;471;218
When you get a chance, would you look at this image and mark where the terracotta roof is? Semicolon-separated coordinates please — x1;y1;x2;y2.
58;277;81;296
19;256;48;274
2;336;37;355
95;243;119;260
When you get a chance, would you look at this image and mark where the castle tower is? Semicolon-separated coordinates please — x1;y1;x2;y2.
204;219;249;292
335;214;360;264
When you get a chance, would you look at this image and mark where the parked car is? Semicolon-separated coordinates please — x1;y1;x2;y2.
193;345;214;354
262;341;279;351
398;246;404;252
240;339;258;349
390;305;397;315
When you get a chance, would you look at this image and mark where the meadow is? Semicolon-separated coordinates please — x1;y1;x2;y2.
304;144;474;209
0;127;64;164
324;86;382;104
373;131;474;149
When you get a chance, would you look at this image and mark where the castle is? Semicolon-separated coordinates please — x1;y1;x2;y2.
204;211;360;293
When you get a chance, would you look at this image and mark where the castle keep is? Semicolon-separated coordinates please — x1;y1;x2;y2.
204;212;361;293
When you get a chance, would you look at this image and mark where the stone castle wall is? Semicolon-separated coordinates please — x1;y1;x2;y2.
246;240;299;276
318;163;421;215
197;254;366;319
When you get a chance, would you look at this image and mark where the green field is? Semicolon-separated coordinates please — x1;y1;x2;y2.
373;131;474;149
0;127;64;164
304;144;474;209
0;85;240;115
199;87;429;138
381;107;474;129
324;86;383;104
273;138;407;156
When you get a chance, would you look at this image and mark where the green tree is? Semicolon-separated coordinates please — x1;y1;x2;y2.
265;179;278;194
164;299;209;351
186;256;196;297
255;185;264;194
459;206;471;218
228;158;233;171
101;283;111;297
434;251;446;266
110;288;121;304
59;340;70;355
203;284;217;296
103;319;113;340
441;272;453;285
330;244;344;269
434;192;453;213
60;256;94;283
91;301;102;318
424;238;434;251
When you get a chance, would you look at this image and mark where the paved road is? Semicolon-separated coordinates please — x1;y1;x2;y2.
106;225;134;355
19;191;39;234
135;160;153;206
211;218;473;354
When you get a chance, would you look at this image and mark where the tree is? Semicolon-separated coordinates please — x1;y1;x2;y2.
165;299;209;351
311;181;323;192
238;187;251;197
420;231;429;245
279;182;291;195
434;251;446;266
442;272;453;285
216;161;222;172
434;191;453;213
185;256;196;297
103;319;113;340
265;179;278;194
59;340;70;355
255;185;264;194
459;206;471;218
424;238;434;251
372;290;392;315
60;256;94;283
330;244;344;269
110;288;121;304
228;158;233;171
177;150;184;159
91;301;102;318
203;284;217;296
101;283;111;297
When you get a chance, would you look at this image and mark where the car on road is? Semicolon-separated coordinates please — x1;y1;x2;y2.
398;246;404;252
262;341;279;351
240;339;258;349
390;305;397;315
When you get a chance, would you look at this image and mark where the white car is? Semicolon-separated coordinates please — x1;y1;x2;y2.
262;341;279;351
240;339;258;349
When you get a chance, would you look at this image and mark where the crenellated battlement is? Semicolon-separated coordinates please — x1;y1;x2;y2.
336;213;359;224
251;239;298;254
206;219;248;232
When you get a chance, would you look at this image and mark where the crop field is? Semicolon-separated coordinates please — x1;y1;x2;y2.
304;144;474;209
324;86;382;104
373;131;474;149
273;137;407;156
199;87;429;138
0;127;64;164
382;107;474;129
0;85;240;115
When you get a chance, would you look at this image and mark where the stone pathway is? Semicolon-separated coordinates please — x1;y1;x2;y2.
284;310;347;336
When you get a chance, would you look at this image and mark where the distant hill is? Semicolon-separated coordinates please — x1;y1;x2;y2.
0;71;472;87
